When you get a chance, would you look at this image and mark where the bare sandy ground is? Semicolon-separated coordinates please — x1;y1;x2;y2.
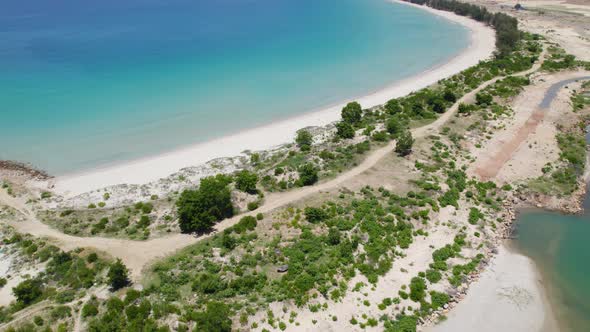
473;70;590;182
427;244;559;332
47;2;496;197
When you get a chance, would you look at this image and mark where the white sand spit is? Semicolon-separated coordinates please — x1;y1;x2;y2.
426;244;558;332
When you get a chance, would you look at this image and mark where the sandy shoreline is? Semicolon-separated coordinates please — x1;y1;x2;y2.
426;244;559;332
50;1;496;197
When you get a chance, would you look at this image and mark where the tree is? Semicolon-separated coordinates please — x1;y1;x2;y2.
194;302;232;332
235;170;258;194
221;233;237;250
108;259;130;290
296;130;313;151
177;175;234;233
443;89;457;103
336;121;355;139
298;163;318;186
475;92;493;105
386;115;407;137
13;278;43;305
341;101;362;124
385;99;402;114
395;130;414;156
429;97;445;113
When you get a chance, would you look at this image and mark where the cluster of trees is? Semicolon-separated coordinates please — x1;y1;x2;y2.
177;175;234;233
403;0;520;56
336;102;363;139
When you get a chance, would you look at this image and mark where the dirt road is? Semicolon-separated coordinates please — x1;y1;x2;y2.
0;47;547;280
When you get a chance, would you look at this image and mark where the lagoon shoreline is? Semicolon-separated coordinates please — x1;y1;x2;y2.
47;0;496;197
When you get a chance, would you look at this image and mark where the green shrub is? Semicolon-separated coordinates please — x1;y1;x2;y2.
236;170;259;194
395;130;414;156
298;163;318;186
409;277;427;302
177;175;234;233
247;201;259;211
296;130;313;151
336;121;355;139
304;207;328;223
341;101;362;124
82;302;99;317
425;269;442;283
108;259;130;290
13;278;44;305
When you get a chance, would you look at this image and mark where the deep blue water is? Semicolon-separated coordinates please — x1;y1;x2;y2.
0;0;469;174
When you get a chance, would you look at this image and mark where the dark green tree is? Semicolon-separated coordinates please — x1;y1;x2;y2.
13;278;43;305
235;170;258;194
386;115;408;137
295;129;313;151
385;99;402;114
475;92;493;105
443;89;457;103
304;207;328;223
395;130;414;156
108;259;130;290
177;175;234;233
298;163;319;186
194;302;232;332
341;101;362;124
336;121;355;139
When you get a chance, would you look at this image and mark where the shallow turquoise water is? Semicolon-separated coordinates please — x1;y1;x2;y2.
514;200;590;331
0;0;468;174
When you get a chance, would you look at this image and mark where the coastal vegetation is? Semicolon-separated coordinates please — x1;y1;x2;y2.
6;1;590;331
527;84;590;195
402;0;520;56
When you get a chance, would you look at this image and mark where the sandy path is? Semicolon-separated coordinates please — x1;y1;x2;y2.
476;74;590;180
0;47;547;280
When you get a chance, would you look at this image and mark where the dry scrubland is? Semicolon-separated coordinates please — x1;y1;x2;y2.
1;0;590;331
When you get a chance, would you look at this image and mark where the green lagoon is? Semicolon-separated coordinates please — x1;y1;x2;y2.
513;194;590;331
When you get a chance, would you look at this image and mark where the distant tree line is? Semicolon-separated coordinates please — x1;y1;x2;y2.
402;0;520;56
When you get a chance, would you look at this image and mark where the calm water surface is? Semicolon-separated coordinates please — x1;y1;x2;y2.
0;0;468;174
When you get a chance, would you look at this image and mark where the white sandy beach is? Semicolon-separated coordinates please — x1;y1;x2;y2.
427;244;559;332
50;1;496;197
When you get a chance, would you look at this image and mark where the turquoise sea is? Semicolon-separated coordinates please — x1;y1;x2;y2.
0;0;469;175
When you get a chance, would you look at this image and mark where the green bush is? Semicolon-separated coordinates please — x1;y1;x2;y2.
336;121;355;139
395;130;414;156
296;130;313;151
82;302;99;317
235;170;259;194
304;207;328;223
425;269;442;283
247;201;259;211
177;175;234;233
341;101;362;124
108;259;130;290
193;302;232;332
13;278;43;305
298;163;318;186
409;277;427;302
